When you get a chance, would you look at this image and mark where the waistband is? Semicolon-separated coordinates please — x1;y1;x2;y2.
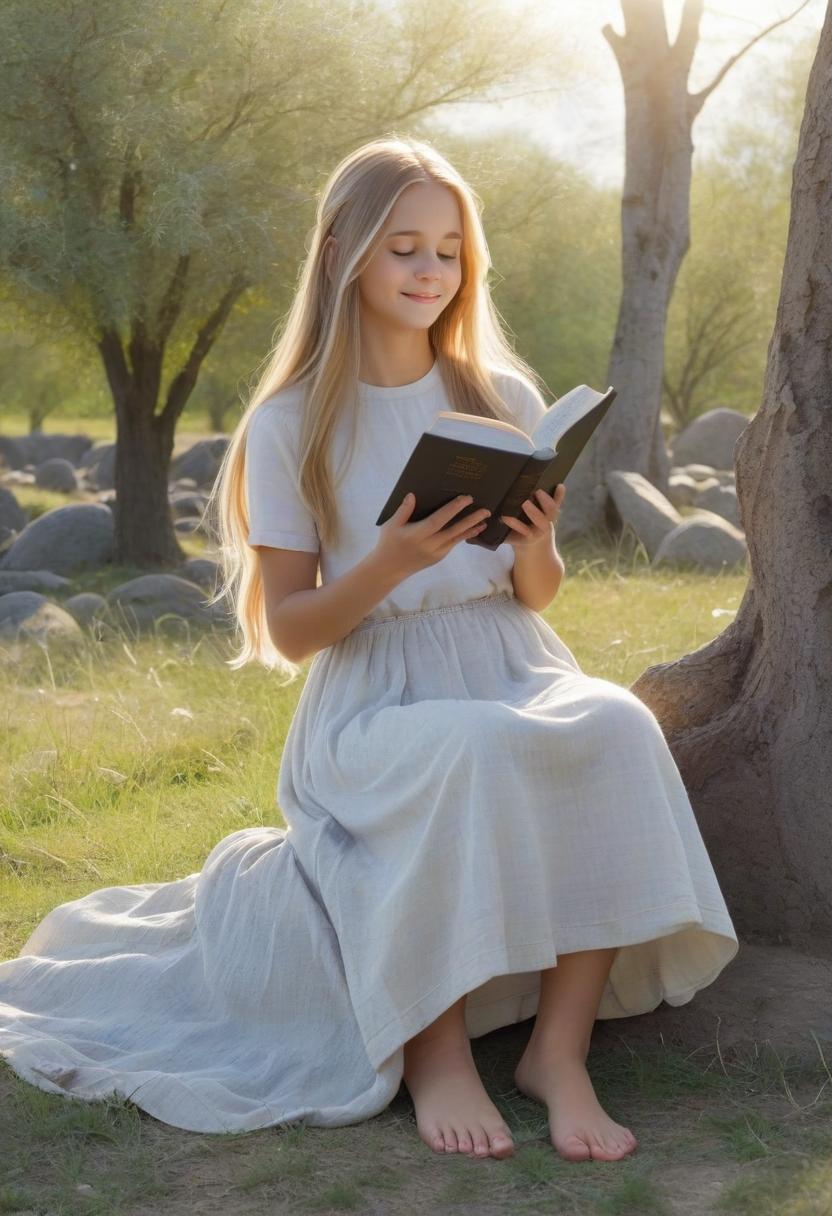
351;589;517;634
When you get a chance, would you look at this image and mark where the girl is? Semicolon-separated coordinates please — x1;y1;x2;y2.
0;136;738;1163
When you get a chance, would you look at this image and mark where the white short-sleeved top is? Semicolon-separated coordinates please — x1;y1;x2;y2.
245;360;548;623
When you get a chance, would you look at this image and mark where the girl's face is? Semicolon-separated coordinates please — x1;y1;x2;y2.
356;180;463;330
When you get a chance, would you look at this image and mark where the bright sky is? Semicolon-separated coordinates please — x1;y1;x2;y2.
431;0;826;189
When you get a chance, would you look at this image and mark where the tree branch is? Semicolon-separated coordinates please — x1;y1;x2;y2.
688;0;813;119
156;255;191;347
157;272;250;430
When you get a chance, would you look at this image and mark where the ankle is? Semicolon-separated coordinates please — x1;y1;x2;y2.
523;1031;589;1066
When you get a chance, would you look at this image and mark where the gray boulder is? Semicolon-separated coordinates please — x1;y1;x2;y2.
670;409;748;471
0;469;35;487
652;510;748;570
170;437;229;488
63;592;108;627
1;502;114;575
666;473;699;509
605;470;682;560
0;436;26;471
170;491;210;520
84;443;116;490
173;516;202;534
179;556;221;593
0;486;27;543
34;457;79;493
15;432;93;468
694;482;742;529
0;591;84;646
105;573;227;633
0;570;72;595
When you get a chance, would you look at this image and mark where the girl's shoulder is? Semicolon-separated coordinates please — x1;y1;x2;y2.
488;365;549;431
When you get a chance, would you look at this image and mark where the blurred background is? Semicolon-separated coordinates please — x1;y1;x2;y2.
0;0;823;438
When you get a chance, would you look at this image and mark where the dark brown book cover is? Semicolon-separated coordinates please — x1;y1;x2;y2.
375;385;617;551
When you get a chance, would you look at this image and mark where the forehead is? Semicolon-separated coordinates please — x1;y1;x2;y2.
383;180;462;236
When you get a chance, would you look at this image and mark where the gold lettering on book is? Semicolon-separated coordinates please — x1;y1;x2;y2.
446;454;488;482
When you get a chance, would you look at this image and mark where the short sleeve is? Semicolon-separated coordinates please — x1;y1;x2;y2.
245;402;320;552
493;370;549;435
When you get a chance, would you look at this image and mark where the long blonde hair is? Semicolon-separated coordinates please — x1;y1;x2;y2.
206;133;549;679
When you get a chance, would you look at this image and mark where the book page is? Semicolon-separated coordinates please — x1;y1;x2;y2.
428;413;534;455
531;385;605;451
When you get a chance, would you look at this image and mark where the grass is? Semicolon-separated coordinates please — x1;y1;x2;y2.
4;508;825;1215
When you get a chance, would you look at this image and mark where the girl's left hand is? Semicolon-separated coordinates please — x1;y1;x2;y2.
500;485;565;549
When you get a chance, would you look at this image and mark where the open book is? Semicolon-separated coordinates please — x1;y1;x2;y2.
375;383;618;550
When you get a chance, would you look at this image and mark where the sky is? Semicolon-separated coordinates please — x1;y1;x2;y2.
429;0;827;190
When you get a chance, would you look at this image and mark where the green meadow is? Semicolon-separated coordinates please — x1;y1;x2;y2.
4;502;829;1216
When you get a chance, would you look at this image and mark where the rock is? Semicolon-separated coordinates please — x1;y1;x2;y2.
605;470;682;560
0;469;35;487
670;409;749;471
688;475;722;494
0;436;26;471
13;432;93;468
173;517;201;533
170;491;210;520
0;486;27;543
170;437;229;489
105;573;227;634
0;570;72;595
666;473;700;509
652;511;748;570
694;483;742;529
179;557;221;593
63;592;108;627
85;443;116;490
0;591;84;646
0;503;114;575
34;457;79;493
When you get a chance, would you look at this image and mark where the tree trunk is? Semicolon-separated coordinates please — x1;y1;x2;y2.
559;0;811;543
561;0;699;540
99;329;184;569
96;272;249;567
631;2;832;955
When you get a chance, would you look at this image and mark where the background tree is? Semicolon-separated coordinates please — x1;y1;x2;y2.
558;0;812;544
633;0;832;953
0;0;566;566
662;28;818;430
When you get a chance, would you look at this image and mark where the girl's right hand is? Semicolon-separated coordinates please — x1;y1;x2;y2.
373;493;492;580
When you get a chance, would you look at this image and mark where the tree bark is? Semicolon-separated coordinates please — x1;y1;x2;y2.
559;0;813;543
97;271;249;568
631;2;832;955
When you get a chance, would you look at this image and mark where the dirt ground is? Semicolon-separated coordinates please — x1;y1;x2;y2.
1;939;831;1216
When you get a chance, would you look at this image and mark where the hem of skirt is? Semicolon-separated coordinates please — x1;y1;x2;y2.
0;1042;397;1136
361;896;738;1072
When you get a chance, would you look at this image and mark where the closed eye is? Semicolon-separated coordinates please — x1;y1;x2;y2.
392;251;457;260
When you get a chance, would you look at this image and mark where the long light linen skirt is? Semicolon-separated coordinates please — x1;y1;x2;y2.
0;589;738;1133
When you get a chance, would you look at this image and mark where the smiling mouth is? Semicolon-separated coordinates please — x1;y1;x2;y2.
403;292;441;300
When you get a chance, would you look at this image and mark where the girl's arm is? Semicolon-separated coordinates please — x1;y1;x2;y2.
258;547;405;664
510;535;565;614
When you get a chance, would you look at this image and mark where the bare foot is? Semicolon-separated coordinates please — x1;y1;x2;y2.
402;1035;514;1159
513;1038;637;1163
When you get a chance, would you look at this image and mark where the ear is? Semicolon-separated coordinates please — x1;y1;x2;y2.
323;234;338;284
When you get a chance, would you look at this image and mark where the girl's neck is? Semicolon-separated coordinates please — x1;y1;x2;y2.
357;340;436;389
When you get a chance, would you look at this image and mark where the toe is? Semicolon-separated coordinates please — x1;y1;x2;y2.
442;1126;459;1153
472;1135;490;1157
560;1134;592;1161
455;1128;474;1153
488;1127;514;1158
429;1129;446;1153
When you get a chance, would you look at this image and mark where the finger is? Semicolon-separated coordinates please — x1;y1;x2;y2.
501;514;531;536
519;498;546;522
